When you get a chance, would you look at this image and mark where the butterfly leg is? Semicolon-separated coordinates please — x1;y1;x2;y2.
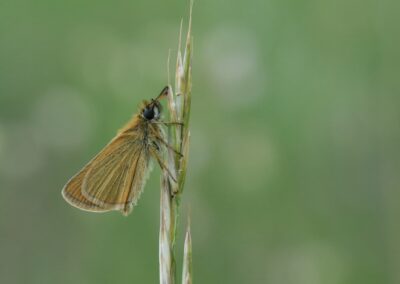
148;127;183;157
149;148;178;183
157;137;183;157
153;121;184;127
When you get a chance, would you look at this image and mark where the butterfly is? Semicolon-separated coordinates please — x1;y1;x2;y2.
62;86;181;216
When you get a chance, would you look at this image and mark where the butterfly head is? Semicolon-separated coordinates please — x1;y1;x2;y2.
141;86;169;121
142;100;163;121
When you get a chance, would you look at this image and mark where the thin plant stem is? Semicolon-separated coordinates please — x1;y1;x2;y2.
159;2;193;284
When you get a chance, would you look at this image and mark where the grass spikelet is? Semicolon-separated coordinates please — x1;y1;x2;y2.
182;218;193;284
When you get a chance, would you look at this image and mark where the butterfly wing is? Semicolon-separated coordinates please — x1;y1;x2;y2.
81;132;152;215
62;164;109;212
62;128;153;215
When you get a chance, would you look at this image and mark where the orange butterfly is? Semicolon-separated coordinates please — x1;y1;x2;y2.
62;86;181;216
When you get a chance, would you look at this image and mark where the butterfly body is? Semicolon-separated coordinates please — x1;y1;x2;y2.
62;88;172;216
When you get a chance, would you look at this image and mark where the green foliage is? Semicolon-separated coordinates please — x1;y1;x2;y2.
0;0;399;283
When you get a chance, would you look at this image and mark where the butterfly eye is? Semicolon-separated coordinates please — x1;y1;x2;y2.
142;107;155;120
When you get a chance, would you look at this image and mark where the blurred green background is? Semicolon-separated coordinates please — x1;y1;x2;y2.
1;0;399;283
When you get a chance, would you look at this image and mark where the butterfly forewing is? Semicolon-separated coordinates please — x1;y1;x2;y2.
82;133;151;215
